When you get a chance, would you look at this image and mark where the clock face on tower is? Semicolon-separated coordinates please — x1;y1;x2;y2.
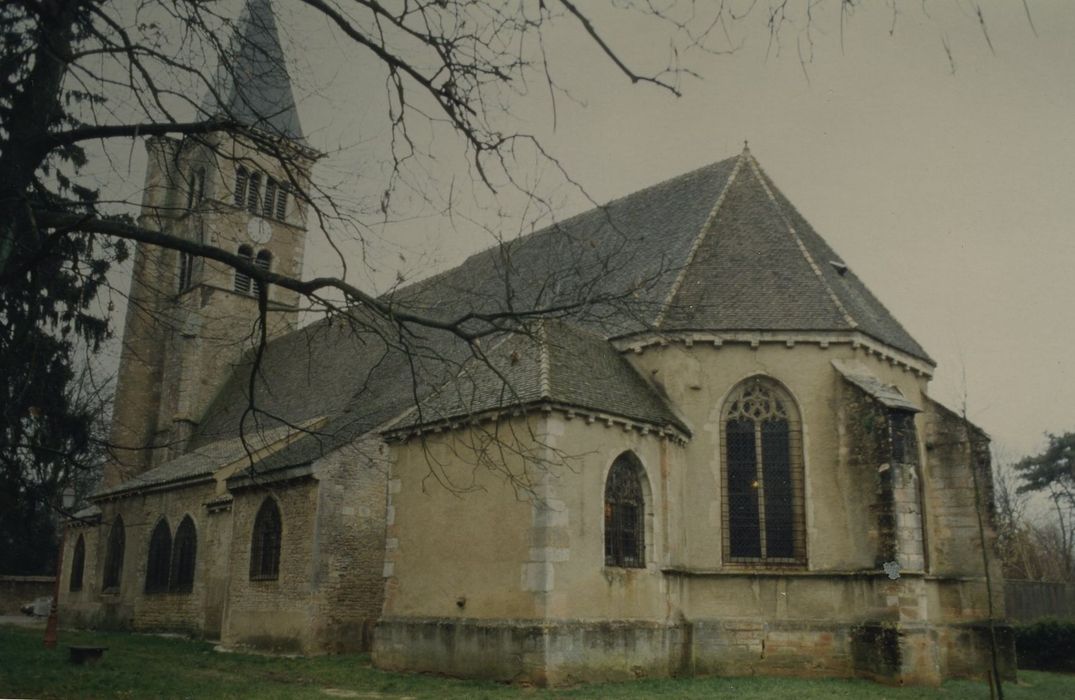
247;217;272;244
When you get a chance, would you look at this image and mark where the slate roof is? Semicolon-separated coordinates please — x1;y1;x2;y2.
201;0;305;142
102;147;930;495
387;319;687;435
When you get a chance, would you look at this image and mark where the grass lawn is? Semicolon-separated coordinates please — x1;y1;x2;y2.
1;623;1070;699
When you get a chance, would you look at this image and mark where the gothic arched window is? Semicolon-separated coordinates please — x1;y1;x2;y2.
145;518;172;593
250;498;282;581
102;516;125;592
234;166;249;206
234;245;253;294
170;516;197;593
69;535;85;592
604;453;646;568
246;172;261;214
721;377;806;564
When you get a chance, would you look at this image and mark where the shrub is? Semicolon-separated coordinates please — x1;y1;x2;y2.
1014;619;1075;672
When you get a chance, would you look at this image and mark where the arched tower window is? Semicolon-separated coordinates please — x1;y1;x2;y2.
250;498;282;581
170;515;197;593
262;178;277;217
246;171;261;214
69;534;85;592
721;377;806;564
102;516;125;592
234;166;249;206
604;453;647;568
145;518;172;593
234;245;253;294
274;183;288;220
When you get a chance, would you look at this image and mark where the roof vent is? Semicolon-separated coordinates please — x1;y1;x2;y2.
830;260;848;276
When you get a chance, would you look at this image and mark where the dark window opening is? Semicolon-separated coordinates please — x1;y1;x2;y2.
604;454;646;568
145;519;172;594
69;535;85;592
234;245;253;294
102;516;125;592
250;498;281;581
170;516;197;593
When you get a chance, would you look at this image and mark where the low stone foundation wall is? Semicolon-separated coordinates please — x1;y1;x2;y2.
0;575;55;614
373;616;1016;686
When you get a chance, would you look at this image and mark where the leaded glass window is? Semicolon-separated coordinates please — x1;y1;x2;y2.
604;454;646;568
721;378;805;564
145;519;172;593
102;516;125;592
170;516;197;593
250;498;281;581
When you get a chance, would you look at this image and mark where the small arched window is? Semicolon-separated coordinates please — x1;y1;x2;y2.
145;518;172;593
246;171;261;214
178;252;194;292
102;516;125;592
234;245;253;294
170;516;197;593
69;534;85;592
722;377;805;564
274;183;288;220
250;498;282;581
262;178;277;217
234;166;249;206
604;453;646;568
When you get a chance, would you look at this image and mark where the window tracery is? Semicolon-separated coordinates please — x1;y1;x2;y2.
102;516;125;592
722;377;805;564
170;516;197;593
604;454;646;568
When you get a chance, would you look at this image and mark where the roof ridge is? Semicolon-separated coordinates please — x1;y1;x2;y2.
537;320;551;400
654;151;747;328
745;153;859;330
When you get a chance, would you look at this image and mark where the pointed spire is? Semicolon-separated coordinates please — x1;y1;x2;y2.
202;0;305;143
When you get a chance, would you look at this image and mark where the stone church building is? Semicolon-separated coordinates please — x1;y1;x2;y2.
59;0;1014;686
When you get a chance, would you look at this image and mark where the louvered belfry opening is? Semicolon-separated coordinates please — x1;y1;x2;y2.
722;378;806;565
604;453;646;568
250;498;282;581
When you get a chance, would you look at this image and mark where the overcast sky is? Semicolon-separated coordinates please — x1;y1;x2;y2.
99;1;1075;465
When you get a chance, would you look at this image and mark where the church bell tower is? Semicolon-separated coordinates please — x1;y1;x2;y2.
105;0;316;485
